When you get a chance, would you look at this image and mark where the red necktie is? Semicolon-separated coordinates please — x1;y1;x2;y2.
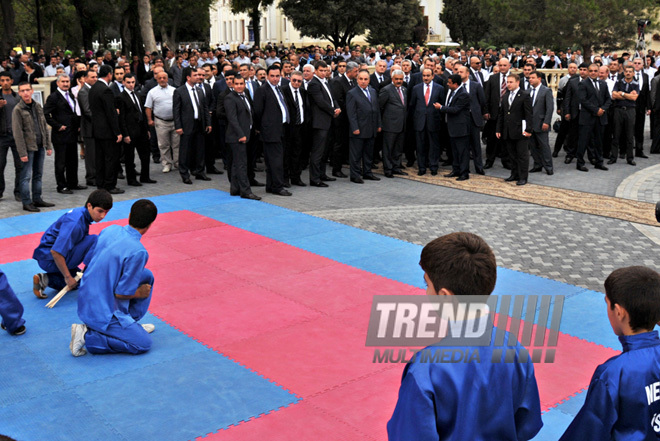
424;85;430;105
398;87;404;104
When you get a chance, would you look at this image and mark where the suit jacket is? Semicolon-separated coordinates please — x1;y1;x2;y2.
407;72;444;99
378;83;407;133
562;76;581;118
109;81;123;97
137;64;150;85
438;86;471;138
409;81;445;132
330;75;353;111
307;76;339;130
463;80;487;128
198;83;215;120
224;91;253;143
634;70;650;111
89;80;121;140
529;85;553;132
577;78;610;126
253;82;287;143
651;74;660;111
43;89;80;144
369;72;391;93
212;76;228;101
497;89;533;140
282;84;309;125
173;83;210;134
484;72;508;118
117;89;148;141
469;68;486;88
77;85;93;138
346;86;381;138
243;79;260;101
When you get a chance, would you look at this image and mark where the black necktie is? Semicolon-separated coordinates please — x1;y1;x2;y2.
239;93;252;127
131;91;142;120
294;89;301;124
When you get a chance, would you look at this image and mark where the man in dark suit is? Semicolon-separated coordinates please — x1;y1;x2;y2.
484;58;512;169
89;65;123;194
527;72;555;175
553;62;578;157
43;74;83;194
469;57;487;88
575;64;611;171
632;58;650;157
78;70;96;186
457;65;487;175
436;74;472;181
173;67;212;184
496;73;533;186
563;63;589;163
329;61;358;178
282;70;308;186
306;60;341;187
253;65;292;196
117;73;155;186
224;76;260;200
108;65;125;97
378;69;408;178
196;67;222;175
409;68;445;176
369;60;391;93
346;69;382;184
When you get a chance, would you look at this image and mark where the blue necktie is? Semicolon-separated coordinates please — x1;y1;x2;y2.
275;86;290;123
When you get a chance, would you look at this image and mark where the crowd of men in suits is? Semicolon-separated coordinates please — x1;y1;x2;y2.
1;44;660;207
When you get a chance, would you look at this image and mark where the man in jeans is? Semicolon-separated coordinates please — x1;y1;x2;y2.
12;82;55;212
0;71;22;201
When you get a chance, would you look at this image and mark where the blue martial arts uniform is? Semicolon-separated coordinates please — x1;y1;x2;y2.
0;269;25;334
560;331;660;440
387;330;543;441
77;224;153;355
33;206;97;290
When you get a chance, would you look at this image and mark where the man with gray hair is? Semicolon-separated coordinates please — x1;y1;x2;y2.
302;64;315;90
379;69;408;177
330;61;358;177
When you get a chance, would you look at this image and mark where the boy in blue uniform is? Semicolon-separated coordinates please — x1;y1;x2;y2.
0;269;26;335
70;199;158;356
32;189;113;298
560;266;660;440
387;232;543;441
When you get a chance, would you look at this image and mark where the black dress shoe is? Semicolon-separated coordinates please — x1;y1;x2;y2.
250;180;265;187
33;200;55;208
564;156;574;164
417;170;426;176
594;164;608;171
195;174;212;181
23;204;40;212
320;175;336;182
207;167;224;174
552;151;559;158
127;181;142;187
475;168;485;175
57;188;73;194
310;181;329;187
576;165;588;172
283;182;292;188
546;170;554;176
71;185;88;190
350;177;364;184
636;151;649;158
291;178;307;187
332;171;348;178
607;159;617;164
230;190;240;196
241;193;261;200
441;161;452;166
484;161;494;169
363;175;380;181
457;176;469;181
384;172;394;178
140;178;158;184
182;178;193;185
516;179;527;186
272;189;292;196
529;167;542;173
392;170;408;176
627;159;637;166
109;187;125;194
405;161;415;168
444;172;458;178
431;170;438;176
117;173;125;179
504;175;517;182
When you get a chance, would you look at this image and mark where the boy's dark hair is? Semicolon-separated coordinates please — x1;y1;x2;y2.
419;232;496;296
605;266;660;331
129;199;157;229
85;189;113;210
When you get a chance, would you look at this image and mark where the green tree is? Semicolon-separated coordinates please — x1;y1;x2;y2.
152;0;214;50
440;0;490;46
229;0;274;48
366;0;424;45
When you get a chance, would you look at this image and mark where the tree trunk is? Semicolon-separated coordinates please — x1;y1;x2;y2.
137;0;158;53
1;0;16;56
72;0;95;52
250;7;261;48
120;11;131;55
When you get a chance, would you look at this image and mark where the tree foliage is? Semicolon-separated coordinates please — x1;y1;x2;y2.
440;0;490;47
366;0;424;45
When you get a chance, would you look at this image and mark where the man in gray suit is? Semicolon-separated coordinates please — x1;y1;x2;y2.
528;71;555;175
78;70;97;186
457;65;487;175
346;69;382;183
378;69;408;178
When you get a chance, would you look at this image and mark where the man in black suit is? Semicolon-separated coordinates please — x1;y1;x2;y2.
575;64;611;171
632;57;650;158
43;74;83;194
553;62;578;157
378;69;408;178
306;60;341;187
117;73;155;186
457;65;487;175
436;74;472;181
78;70;96;186
346;69;382;184
369;60;391;93
496;73;533;186
409;68;445;176
563;63;589;163
253;65;292;196
282;70;308;186
224;76;260;200
173;67;212;184
108;65;125;97
89;65;123;194
329;61;358;178
484;58;512;169
469;57;487;88
196;67;222;175
609;65;639;165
